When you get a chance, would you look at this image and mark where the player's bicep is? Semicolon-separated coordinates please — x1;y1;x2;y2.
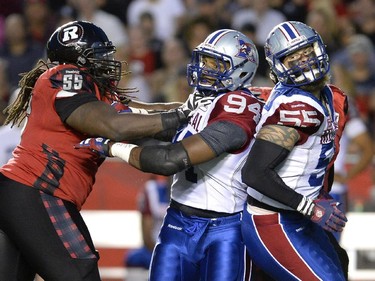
181;134;217;165
56;93;99;122
256;124;300;151
65;99;119;134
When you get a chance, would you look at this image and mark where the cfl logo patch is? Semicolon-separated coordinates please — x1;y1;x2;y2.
59;24;83;45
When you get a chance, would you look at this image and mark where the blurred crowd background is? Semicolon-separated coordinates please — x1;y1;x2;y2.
1;0;375;211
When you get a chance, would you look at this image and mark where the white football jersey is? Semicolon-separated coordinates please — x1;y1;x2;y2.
247;83;339;210
171;89;262;213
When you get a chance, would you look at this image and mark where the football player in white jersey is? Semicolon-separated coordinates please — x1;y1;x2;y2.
78;29;262;281
240;21;348;281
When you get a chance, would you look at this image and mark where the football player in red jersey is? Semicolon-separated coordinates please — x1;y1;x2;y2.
0;20;189;281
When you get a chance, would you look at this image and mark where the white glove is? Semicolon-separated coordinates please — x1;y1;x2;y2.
181;89;215;117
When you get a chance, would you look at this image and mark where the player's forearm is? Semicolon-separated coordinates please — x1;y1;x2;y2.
110;142;190;176
241;139;304;210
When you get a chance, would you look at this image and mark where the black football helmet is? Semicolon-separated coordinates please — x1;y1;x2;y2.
46;20;122;84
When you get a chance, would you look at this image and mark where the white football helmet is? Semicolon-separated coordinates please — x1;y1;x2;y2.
264;21;330;86
187;29;259;93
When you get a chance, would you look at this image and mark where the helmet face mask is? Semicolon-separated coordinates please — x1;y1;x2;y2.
265;21;330;87
187;29;258;93
190;51;232;91
47;21;122;84
86;44;122;83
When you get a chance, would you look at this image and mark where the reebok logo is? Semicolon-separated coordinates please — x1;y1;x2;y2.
167;224;182;231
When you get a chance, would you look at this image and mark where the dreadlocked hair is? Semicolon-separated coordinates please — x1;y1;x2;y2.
3;59;50;128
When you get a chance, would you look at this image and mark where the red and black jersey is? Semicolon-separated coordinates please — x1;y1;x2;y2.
0;64;128;209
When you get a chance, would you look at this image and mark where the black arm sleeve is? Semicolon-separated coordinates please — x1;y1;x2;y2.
139;142;190;176
199;121;248;156
241;139;303;209
326;164;334;192
160;108;188;131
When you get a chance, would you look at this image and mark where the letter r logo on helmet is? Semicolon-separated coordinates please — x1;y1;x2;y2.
61;26;80;43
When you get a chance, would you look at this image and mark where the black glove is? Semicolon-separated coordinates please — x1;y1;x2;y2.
160;107;191;130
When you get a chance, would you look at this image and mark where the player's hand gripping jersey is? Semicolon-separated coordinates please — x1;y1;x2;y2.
172;89;263;213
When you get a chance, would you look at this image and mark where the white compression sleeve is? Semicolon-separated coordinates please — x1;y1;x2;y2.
128;107;149;114
110;143;138;162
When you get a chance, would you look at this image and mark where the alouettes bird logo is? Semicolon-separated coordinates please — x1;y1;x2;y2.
236;38;257;63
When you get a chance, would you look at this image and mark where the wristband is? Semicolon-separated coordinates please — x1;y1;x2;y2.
296;196;314;216
110;143;138;162
128;107;149;114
